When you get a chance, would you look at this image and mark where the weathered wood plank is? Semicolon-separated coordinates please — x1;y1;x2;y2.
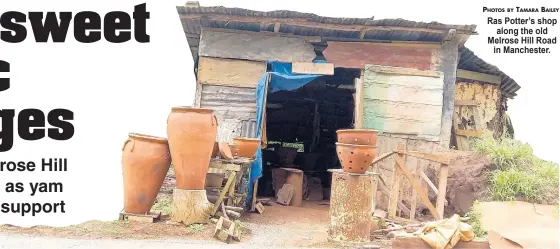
457;69;501;85
365;64;441;78
395;152;440;220
436;164;449;218
392;236;490;249
354;76;365;128
371;151;395;165
420;170;439;195
323;42;437;70
393;150;451;165
292;62;334;75
388;144;405;219
199;28;316;62
363;67;444;141
198;57;266;88
455;129;482;137
409;160;420;220
454;99;478;106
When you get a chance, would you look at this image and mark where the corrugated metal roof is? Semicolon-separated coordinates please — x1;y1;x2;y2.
177;5;520;97
458;46;520;97
176;6;477;32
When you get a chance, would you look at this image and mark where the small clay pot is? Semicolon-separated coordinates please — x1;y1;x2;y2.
218;141;233;160
232;137;260;158
336;129;378;145
122;133;171;214
336;142;377;174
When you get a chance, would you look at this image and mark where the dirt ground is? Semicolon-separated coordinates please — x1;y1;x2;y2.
0;152;492;248
0;201;339;248
0;166;340;248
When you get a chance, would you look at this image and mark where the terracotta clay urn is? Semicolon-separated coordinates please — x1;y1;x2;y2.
121;133;171;214
336;142;377;174
167;107;218;190
231;137;260;158
336;129;378;146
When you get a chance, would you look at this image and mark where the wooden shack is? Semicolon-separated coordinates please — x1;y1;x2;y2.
176;4;521;215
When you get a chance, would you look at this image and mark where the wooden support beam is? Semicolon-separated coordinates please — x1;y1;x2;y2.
435;164;449;219
455;129;482;137
394;153;441;220
420;170;439;195
354;73;365;129
392;236;490;249
393;150;451;165
211;171;237;216
457;69;501;85
409;160;420;221
371;151;395;165
454;99;478;106
388;144;405;219
365;64;441;78
371;164;380;211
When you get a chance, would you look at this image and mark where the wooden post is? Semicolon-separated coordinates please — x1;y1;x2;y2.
388;144;406;219
354;72;364;129
371;164;379;211
410;159;420;220
171;189;213;225
436;164;449;219
328;170;373;243
250;179;259;212
284;168;303;207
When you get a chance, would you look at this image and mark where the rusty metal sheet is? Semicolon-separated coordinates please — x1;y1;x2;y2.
323;42;436;70
198;57;266;88
362;65;444;141
200;85;257;142
199;28;316;62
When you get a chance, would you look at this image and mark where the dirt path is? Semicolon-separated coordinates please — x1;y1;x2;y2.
0;234;337;249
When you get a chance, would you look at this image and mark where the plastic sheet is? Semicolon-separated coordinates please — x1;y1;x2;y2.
246;60;325;206
414;214;475;249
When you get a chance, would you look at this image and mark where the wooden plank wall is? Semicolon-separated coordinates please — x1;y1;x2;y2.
323;41;442;70
362;65;445;142
199;28;316;62
198;57;266;88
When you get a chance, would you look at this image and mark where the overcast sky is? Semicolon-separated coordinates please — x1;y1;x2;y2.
174;0;559;163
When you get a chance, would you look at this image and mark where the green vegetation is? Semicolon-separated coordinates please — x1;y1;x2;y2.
152;194;173;215
464;201;487;238
186;223;205;233
472;135;559;204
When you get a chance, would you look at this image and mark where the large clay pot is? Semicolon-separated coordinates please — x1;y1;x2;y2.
336;142;377;174
336;129;378;145
167;107;218;190
232;137;260;158
122;133;171;214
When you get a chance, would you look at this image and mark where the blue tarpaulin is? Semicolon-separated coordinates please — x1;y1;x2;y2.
246;60;326;206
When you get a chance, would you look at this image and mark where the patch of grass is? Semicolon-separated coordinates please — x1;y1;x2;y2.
152;195;173;215
472;135;533;170
472;135;559;204
186;223;205;233
464;201;487;238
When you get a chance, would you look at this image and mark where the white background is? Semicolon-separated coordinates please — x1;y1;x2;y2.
0;0;557;227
